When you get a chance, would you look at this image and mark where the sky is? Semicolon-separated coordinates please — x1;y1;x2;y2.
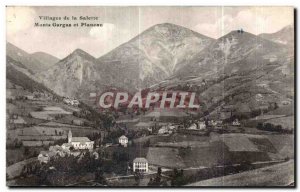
6;6;294;59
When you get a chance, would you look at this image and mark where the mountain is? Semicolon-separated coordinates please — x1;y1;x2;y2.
97;23;214;89
33;25;294;117
31;52;59;69
173;30;288;78
6;42;57;73
7;56;56;94
259;25;294;48
35;23;214;98
35;49;102;98
153;30;293;114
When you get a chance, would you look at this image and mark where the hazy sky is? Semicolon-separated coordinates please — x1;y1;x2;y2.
6;6;294;59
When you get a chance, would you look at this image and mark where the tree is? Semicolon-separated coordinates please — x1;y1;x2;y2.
257;122;263;130
152;167;162;185
148;178;154;186
171;168;186;186
264;123;274;131
274;102;279;109
157;167;162;176
95;167;107;185
134;170;142;186
24;147;30;156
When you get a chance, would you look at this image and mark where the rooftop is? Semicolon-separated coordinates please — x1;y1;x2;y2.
133;157;148;163
134;121;156;127
72;137;91;142
145;109;188;118
119;135;128;139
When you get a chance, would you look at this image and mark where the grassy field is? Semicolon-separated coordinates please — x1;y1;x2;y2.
266;134;294;159
265;116;294;130
149;133;209;145
147;147;186;168
187;160;294;186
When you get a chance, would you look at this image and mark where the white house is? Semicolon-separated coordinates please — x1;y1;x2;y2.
118;135;128;147
133;157;148;173
71;100;80;107
63;98;71;105
25;95;34;100
158;126;170;134
38;151;50;164
187;123;198;130
232;119;241;126
63;97;80;106
68;130;94;150
198;122;206;130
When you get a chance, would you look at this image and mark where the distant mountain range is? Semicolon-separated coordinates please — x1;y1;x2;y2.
35;23;215;98
36;49;101;98
97;23;214;89
6;56;57;95
6;23;294;115
7;42;59;73
259;25;294;48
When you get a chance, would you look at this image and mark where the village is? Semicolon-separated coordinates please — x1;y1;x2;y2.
6;83;294;186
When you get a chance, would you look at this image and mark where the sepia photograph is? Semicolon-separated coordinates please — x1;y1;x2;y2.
5;6;295;187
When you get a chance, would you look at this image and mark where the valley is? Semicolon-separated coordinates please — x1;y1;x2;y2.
6;22;294;187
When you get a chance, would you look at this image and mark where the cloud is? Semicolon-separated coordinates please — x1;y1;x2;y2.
6;7;36;37
194;7;293;39
89;23;116;41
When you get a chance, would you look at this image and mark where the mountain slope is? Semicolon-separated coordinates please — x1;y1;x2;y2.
35;49;101;98
259;25;294;47
7;56;56;94
97;23;214;89
151;30;293;115
34;23;215;98
31;52;59;69
7;42;58;73
32;25;294;117
174;30;288;78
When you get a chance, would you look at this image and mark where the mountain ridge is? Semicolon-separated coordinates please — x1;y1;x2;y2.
7;42;59;73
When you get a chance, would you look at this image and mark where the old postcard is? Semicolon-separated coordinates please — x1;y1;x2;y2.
6;6;295;187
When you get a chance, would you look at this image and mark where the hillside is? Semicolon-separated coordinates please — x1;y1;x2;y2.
7;56;56;94
35;49;102;98
34;23;214;98
187;160;294;186
259;25;294;48
31;52;59;69
97;23;214;89
151;29;293;114
13;24;295;118
7;42;58;73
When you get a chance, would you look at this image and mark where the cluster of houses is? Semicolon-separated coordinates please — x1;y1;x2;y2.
38;130;94;163
8;114;27;127
37;130;150;174
63;97;80;107
118;135;128;147
158;124;176;135
187;121;207;130
23;91;54;101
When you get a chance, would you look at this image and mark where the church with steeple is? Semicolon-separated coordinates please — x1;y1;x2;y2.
67;130;94;150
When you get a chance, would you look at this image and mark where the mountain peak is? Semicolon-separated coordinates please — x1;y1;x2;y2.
279;24;293;33
258;24;294;46
72;48;90;55
65;48;96;61
153;22;181;28
223;30;256;38
140;22;214;40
